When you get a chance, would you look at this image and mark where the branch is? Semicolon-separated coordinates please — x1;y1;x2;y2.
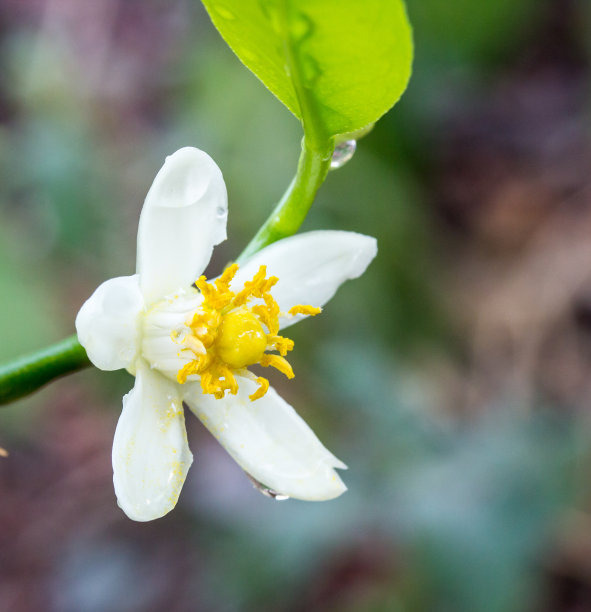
0;335;90;405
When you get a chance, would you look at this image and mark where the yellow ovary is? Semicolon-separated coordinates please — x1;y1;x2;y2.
175;263;320;401
217;310;267;368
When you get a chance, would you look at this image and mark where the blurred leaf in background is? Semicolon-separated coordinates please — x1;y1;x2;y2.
1;0;591;611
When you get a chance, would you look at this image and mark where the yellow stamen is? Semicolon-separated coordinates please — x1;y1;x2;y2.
177;264;313;401
188;310;220;348
249;377;270;401
200;369;215;395
260;354;295;379
267;335;294;356
185;335;206;355
288;305;322;317
233;265;279;306
215;263;239;293
177;361;197;384
216;364;239;396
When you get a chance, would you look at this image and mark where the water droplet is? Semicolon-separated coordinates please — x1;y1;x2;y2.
213;6;235;20
174;327;189;342
246;474;290;500
216;206;227;218
330;140;357;169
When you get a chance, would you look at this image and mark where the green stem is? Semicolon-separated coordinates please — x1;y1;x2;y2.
0;334;90;405
237;137;332;263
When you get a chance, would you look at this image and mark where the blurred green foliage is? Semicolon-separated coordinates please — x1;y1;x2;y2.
0;0;590;610
408;0;540;66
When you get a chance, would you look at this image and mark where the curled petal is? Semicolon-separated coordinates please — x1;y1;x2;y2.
184;377;346;501
112;361;193;521
137;147;228;305
233;231;377;329
75;275;144;371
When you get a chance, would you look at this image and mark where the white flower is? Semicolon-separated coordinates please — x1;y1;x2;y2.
76;147;377;521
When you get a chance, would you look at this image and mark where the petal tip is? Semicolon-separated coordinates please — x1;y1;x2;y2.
137;146;228;301
331;457;348;471
347;232;378;277
302;469;348;501
112;366;193;522
145;146;226;212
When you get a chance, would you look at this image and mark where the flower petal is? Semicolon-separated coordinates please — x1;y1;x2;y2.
184;377;346;501
137;147;228;304
112;361;193;521
234;231;377;329
75;275;144;371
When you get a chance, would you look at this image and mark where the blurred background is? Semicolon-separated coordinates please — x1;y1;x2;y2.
1;0;591;610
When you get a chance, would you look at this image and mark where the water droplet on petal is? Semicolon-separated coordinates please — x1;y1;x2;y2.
174;327;189;342
246;474;290;501
216;206;227;219
330;140;357;169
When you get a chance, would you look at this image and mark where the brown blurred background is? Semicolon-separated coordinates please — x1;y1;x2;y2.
1;0;591;610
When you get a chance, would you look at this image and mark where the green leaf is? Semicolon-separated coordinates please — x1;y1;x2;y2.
201;0;413;149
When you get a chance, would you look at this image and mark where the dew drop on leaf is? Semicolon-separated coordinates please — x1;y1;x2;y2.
330;139;357;169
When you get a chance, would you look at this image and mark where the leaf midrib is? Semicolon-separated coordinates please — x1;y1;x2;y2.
276;0;331;154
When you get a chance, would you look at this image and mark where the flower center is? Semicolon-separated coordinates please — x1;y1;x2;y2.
216;310;267;368
175;263;321;401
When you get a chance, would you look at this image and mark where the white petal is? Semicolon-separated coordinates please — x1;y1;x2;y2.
75;275;144;371
112;361;193;521
137;147;228;304
184;377;346;501
141;288;203;380
234;231;377;329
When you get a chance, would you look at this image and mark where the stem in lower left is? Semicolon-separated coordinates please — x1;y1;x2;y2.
0;335;90;405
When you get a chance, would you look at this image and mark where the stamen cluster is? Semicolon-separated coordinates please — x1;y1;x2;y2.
176;264;321;401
